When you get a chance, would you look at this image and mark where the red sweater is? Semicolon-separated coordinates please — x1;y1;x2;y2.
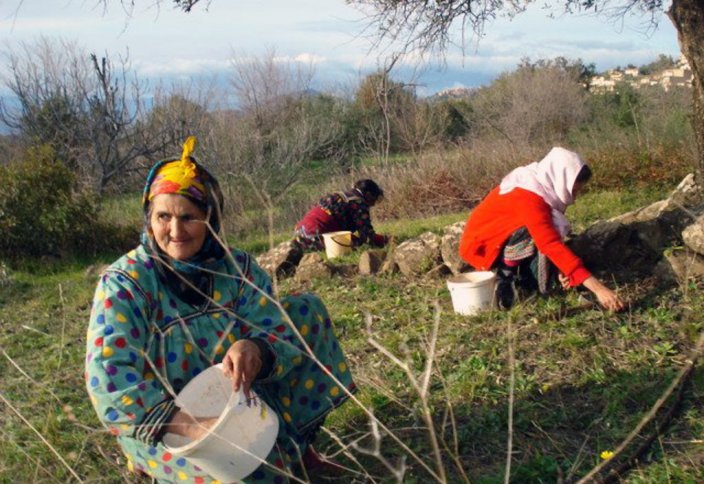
459;187;591;287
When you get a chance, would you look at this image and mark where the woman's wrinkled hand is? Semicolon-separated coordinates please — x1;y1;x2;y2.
582;276;625;312
222;340;262;398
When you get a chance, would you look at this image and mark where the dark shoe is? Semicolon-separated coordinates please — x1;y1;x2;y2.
298;445;346;480
495;277;515;310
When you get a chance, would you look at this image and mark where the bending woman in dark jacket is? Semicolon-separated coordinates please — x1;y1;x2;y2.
294;179;389;251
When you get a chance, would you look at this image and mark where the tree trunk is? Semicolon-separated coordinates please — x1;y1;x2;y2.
668;0;704;174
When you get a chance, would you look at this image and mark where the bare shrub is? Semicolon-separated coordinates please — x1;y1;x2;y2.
323;141;541;221
466;58;590;149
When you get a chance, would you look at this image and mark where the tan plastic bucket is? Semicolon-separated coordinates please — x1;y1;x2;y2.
162;364;279;482
446;271;496;315
322;231;353;259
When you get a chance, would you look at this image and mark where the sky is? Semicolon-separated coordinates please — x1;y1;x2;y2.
0;0;682;100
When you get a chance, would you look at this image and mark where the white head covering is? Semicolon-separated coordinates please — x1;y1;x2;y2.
499;147;586;237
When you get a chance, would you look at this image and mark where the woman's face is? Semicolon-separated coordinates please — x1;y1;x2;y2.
149;194;208;260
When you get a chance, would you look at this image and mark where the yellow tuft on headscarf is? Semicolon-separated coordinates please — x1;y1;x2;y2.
148;136;206;202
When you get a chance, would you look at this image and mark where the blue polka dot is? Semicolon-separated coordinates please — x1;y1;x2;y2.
133;307;142;318
125;373;137;383
104;325;114;335
129;352;137;363
107;409;118;421
151;381;159;389
116;275;125;282
311;400;321;410
96;314;105;324
299;305;309;316
262;318;272;326
176;458;187;467
167;352;177;363
252;469;266;480
164;315;173;323
192;368;202;377
148;447;157;456
90;376;99;387
239;296;248;306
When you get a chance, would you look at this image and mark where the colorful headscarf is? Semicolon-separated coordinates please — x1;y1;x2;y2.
147;136;206;203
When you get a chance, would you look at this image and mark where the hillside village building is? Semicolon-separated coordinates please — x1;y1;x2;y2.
590;56;693;92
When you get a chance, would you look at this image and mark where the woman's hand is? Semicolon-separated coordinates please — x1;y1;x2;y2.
582;276;625;312
164;410;218;440
222;339;262;398
558;273;570;290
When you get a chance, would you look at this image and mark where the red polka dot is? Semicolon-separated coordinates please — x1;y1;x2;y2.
104;299;113;309
267;335;278;343
109;427;120;436
94;337;103;347
181;360;189;371
115;338;126;348
194;477;204;484
216;331;223;338
240;325;250;335
155;357;164;368
275;458;284;468
163;452;172;462
275;325;286;333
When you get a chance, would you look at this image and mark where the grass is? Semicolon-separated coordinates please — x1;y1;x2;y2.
2;187;704;482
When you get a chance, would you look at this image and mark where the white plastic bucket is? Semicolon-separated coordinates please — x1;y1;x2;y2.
446;271;496;315
162;364;279;482
322;231;353;259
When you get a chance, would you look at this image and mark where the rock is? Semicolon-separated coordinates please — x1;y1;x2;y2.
440;221;470;275
653;248;704;285
359;249;387;275
255;240;303;280
568;220;661;279
393;231;442;277
682;216;704;256
570;174;704;280
668;173;704;208
294;253;334;283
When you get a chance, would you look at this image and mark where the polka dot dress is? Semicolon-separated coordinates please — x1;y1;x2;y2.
85;245;356;483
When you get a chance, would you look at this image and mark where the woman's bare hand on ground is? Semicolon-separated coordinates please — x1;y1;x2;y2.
582;276;625;312
222;340;262;398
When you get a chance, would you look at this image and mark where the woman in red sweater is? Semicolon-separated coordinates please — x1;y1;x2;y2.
459;147;624;311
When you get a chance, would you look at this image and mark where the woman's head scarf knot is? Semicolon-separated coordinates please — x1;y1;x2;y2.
147;136;206;203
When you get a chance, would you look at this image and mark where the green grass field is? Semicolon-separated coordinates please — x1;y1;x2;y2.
1;188;703;483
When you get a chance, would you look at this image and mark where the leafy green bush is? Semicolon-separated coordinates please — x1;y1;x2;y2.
0;145;133;259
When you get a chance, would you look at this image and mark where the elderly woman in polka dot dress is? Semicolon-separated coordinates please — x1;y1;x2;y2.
85;137;355;483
